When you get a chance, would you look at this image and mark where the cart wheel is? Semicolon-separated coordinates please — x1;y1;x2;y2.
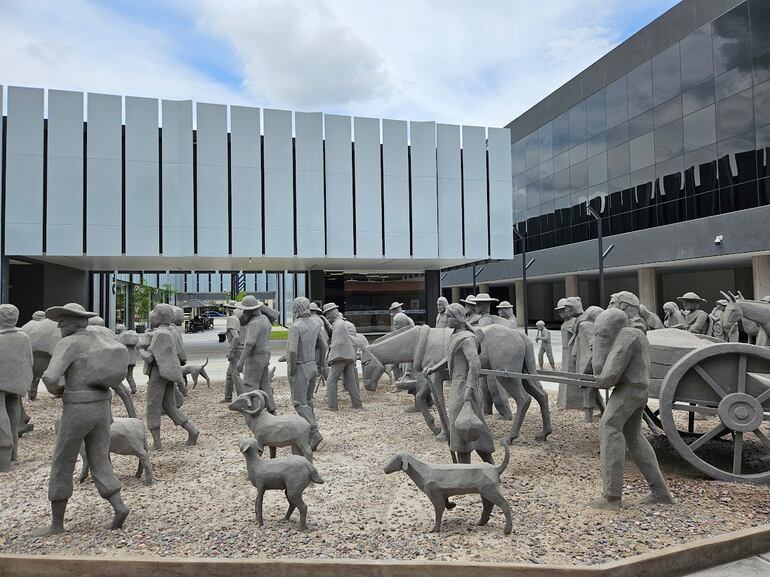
659;343;770;483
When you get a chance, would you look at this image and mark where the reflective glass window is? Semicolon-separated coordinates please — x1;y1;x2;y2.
570;160;588;191
608;174;631;198
717;130;757;183
525;132;539;168
538;122;553;161
606;76;628;129
629;109;653;140
569;101;587;147
654;96;682;128
588;151;607;186
514;188;527;212
569;142;587;165
653;43;682;105
554;167;570;198
757;123;770;179
554;150;570;172
514;173;526;191
628;60;654;117
540;175;555;205
751;0;770;57
754;80;770;127
552;112;570;156
683;78;715;115
684;105;717;152
715;66;753;101
716;88;754;141
606;122;629;149
526;180;540;209
630;131;655;172
655;119;684;163
586;90;606;137
681;23;714;91
587;133;607;158
684;144;718;193
607;142;630;180
513;139;526;175
713;3;750;76
526;166;539;185
539;157;554;179
755;51;770;86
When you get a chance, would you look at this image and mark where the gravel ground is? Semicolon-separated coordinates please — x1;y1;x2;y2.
1;378;769;566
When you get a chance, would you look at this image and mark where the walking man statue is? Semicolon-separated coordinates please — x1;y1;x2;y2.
323;303;363;410
0;304;32;471
237;296;275;409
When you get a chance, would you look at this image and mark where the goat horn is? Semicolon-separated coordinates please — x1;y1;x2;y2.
728;291;737;302
720;291;731;302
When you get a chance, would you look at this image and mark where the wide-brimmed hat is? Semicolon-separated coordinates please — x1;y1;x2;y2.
236;295;262;311
554;298;568;311
497;300;513;309
46;303;97;322
223;300;239;309
473;293;499;303
677;292;706;303
309;302;322;313
322;302;339;315
460;295;476;306
389;302;404;310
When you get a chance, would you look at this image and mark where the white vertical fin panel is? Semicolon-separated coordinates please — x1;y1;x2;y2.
87;93;122;255
353;117;381;258
6;87;44;254
324;114;354;257
437;124;462;259
161;100;194;256
125;96;159;256
196;103;228;256
410;121;437;259
462;125;488;259
47;89;84;255
263;109;293;257
295;112;324;257
488;127;513;259
230;105;261;256
382;119;409;257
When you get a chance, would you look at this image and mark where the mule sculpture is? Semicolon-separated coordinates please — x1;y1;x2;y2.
720;291;770;346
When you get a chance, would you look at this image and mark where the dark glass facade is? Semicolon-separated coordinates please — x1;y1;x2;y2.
512;0;770;253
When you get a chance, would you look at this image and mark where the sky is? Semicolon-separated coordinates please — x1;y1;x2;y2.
0;0;679;128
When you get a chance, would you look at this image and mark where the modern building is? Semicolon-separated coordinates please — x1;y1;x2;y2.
443;0;770;327
0;87;513;330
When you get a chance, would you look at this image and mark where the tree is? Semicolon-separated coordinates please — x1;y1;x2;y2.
133;281;154;326
235;290;247;302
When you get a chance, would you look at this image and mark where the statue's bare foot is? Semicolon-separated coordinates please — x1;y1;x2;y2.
587;497;621;511
640;491;674;505
30;525;64;537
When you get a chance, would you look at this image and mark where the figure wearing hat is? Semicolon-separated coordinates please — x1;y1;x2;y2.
710;299;739;342
323;303;363;410
674;292;712;335
535;321;555;370
555;297;585;409
388;302;415;385
0;305;32;472
141;304;200;450
33;303;130;535
496;301;518;329
461;295;481;325
609;291;647;332
473;293;513;421
236;296;275;410
222;302;244;403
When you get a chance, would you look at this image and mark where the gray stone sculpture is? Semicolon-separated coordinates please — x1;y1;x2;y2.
182;357;210;388
710;299;739;342
230;390;313;460
472;293;512;421
287;297;326;450
571;306;605;422
609;291;647;332
33;303;130;535
423;303;494;464
116;327;139;394
389;301;405;328
720;291;770;346
556;296;585;408
662;302;686;328
384;443;512;534
461;295;481;325
435;297;449;328
496;301;517;328
0;305;32;471
237;296;275;409
675;292;712;335
223;302;244;402
639;305;664;330
239;436;324;531
589;308;673;511
535;320;555;370
307;301;330;399
88;316;116;337
140;303;199;450
77;417;153;485
24;311;46;401
323;303;362;410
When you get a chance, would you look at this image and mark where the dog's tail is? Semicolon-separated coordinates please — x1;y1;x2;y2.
201;357;209;368
496;442;510;476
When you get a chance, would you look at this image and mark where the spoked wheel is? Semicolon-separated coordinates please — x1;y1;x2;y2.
659;343;770;483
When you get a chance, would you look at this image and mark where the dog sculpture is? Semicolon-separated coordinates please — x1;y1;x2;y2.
182;357;210;388
239;437;323;530
384;443;512;534
78;417;153;485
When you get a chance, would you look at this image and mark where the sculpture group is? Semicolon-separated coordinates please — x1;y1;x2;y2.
4;283;770;538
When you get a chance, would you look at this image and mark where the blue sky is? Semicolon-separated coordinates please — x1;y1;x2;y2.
0;0;680;127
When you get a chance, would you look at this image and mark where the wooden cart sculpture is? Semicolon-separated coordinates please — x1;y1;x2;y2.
483;329;770;483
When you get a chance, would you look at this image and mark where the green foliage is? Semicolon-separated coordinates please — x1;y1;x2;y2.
133;281;154;324
235;290;248;302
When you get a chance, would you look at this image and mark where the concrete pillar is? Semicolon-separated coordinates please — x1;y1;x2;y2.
451;286;461;303
515;279;525;328
478;283;490;294
638;267;658;313
753;255;770;300
425;270;440;327
565;274;579;297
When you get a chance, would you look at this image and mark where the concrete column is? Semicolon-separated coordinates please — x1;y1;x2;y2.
565;274;579;297
478;283;490;294
451;286;461;303
753;255;770;300
638;267;658;313
515;279;525;328
425;270;440;327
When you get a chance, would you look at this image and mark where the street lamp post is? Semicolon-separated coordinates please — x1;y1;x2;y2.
586;205;614;308
512;225;535;334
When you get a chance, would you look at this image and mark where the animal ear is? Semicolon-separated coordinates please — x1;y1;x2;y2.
238;438;254;454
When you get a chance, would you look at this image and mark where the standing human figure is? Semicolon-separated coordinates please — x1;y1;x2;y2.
609;291;647;332
435;297;449;328
141;304;199;450
589;308;673;510
323;303;362;410
473;293;512;421
424;303;494;464
23;310;46;401
662;302;685;328
236;296;275;409
0;305;32;471
388;302;414;384
535;320;555;370
287;297;327;449
33;303;130;535
710;299;739;342
555;297;584;408
496;301;518;328
116;324;139;394
223;302;244;403
461;295;480;325
308;302;330;396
